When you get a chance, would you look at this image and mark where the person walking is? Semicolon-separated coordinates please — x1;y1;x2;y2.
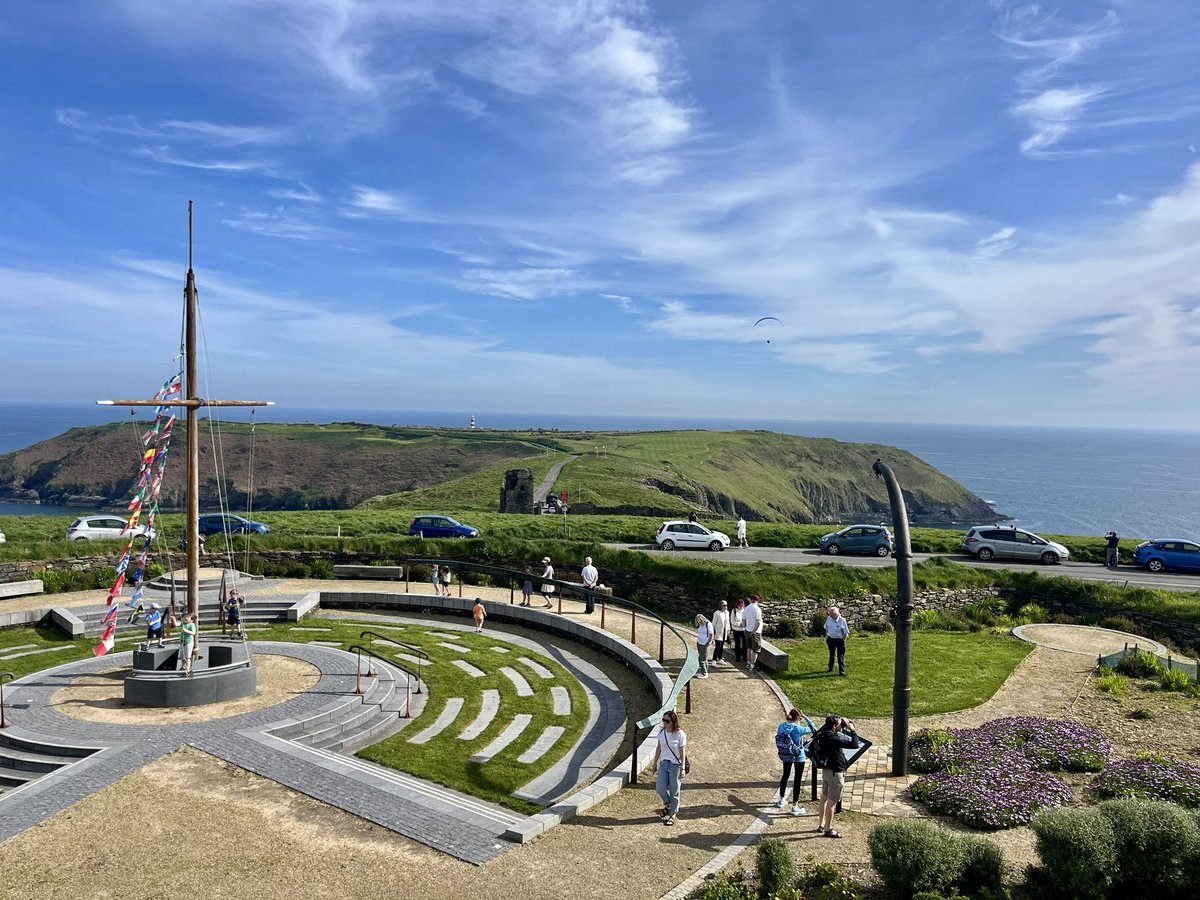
824;606;850;676
178;614;198;676
430;562;441;596
472;598;487;633
440;565;453;597
580;556;599;615
711;600;731;666
730;598;747;663
744;595;764;672
736;516;748;548
1105;531;1120;568
540;557;555;609
651;710;687;826
521;566;534;607
774;707;818;816
145;603;164;649
814;715;860;838
694;614;714;678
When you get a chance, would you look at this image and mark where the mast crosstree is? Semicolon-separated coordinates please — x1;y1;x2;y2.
99;202;273;620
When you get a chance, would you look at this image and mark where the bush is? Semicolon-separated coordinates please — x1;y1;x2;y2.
310;558;334;579
808;612;828;637
773;618;805;639
958;835;1005;896
1099;798;1200;896
1093;757;1200;808
797;856;861;900
1026;806;1115;900
1160;668;1192;692
1116;650;1162;678
964;598;1007;625
1098;615;1139;635
755;837;795;897
1049;612;1077;625
698;872;756;900
1095;671;1129;696
868;820;965;897
1017;603;1049;622
858;617;893;634
914;609;973;632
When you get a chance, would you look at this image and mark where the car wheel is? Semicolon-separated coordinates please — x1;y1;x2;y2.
71;536;88;542
826;543;841;555
976;547;994;561
875;545;890;557
1148;559;1165;573
1041;551;1059;565
660;539;676;551
709;540;723;552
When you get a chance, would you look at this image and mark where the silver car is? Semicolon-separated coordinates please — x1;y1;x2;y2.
655;520;731;551
962;525;1069;565
66;515;155;542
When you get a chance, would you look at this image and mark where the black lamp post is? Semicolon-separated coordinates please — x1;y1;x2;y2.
873;458;914;776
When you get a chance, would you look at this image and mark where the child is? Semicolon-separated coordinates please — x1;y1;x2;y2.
179;614;198;676
473;598;487;633
441;565;453;597
145;603;164;648
226;590;244;639
431;562;440;595
521;567;534;607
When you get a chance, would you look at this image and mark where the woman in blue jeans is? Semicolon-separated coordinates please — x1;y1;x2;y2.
651;710;687;826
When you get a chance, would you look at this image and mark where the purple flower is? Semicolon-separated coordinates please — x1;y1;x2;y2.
1093;758;1200;808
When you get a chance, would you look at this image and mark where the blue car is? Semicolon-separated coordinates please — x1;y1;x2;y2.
197;513;271;537
819;524;894;557
408;515;480;539
1133;539;1200;573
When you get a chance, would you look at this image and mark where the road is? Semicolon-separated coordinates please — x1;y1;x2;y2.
603;543;1200;594
533;454;580;504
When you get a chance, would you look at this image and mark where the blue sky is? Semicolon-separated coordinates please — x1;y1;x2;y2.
2;1;1199;429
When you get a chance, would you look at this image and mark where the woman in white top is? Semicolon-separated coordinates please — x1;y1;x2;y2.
711;600;731;666
694;614;714;678
730;598;747;663
540;557;555;609
651;710;687;826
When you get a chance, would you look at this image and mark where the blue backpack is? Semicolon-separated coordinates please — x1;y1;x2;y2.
775;729;802;762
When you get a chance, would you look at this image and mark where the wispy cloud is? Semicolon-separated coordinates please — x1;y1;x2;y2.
459;266;590;301
57;108;291;146
222;207;342;241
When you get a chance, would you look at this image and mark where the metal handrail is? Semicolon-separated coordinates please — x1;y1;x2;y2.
360;630;429;695
1;672;14;729
346;643;415;718
407;557;699;783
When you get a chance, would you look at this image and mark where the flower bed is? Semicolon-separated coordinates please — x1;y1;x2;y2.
908;716;1113;828
1092;757;1200;808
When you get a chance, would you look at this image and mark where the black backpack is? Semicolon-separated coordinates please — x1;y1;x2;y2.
808;729;829;768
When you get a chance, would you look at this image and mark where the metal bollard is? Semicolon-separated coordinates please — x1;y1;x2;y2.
659;622;665;663
601;599;606;630
631;612;636;644
630;727;639;784
685;681;692;714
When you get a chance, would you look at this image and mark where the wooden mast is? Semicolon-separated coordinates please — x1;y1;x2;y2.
99;202;273;621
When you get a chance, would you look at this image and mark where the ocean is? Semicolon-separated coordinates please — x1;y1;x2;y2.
0;402;1196;539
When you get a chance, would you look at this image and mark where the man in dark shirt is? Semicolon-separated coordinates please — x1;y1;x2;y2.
1104;531;1120;568
814;715;860;838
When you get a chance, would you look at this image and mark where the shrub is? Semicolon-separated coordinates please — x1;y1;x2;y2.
1017;603;1049;622
858;617;892;634
869;820;964;897
1095;671;1129;696
310;559;334;579
1116;650;1162;678
808;612;828;637
1026;806;1115;900
698;872;756;900
1099;798;1200;896
914;609;973;632
964;598;1007;625
1049;612;1077;625
797;856;861;900
755;837;795;897
1160;668;1192;692
958;835;1005;896
772;618;805;639
908;728;955;773
1098;615;1138;635
1093;757;1200;808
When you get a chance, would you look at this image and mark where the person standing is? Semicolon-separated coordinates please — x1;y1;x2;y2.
815;716;860;838
472;598;487;633
440;565;453;597
736;516;748;548
1105;531;1120;568
694;614;713;678
824;606;850;676
521;566;534;607
730;598;747;663
145;603;164;649
687;511;699;524
431;562;441;596
743;595;764;672
580;556;599;615
711;600;731;666
178;614;198;676
774;707;817;816
226;590;244;640
651;710;687;826
540;557;555;609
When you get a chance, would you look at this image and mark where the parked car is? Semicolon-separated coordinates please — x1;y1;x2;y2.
961;525;1069;565
408;515;480;539
655;520;730;551
819;524;894;557
1133;539;1200;573
66;516;156;542
197;513;270;536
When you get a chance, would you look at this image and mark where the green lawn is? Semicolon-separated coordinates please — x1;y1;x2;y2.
771;632;1033;719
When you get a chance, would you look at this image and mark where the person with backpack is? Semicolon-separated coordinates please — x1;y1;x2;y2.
813;715;860;838
773;707;817;816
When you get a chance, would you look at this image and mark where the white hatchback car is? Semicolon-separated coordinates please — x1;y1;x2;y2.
66;516;155;542
655;520;731;552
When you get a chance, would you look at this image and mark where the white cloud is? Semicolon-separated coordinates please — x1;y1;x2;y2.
56;108;292;146
343;186;417;217
1013;86;1106;155
459;267;589;300
135;145;278;173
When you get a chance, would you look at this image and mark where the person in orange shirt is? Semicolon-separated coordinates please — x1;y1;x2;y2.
472;598;487;633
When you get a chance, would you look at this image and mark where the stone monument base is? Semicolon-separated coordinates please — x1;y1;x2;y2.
124;638;257;707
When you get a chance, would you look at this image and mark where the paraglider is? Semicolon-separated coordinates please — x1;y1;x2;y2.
753;316;781;343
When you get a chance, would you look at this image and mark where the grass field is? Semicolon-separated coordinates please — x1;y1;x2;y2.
771;632;1034;718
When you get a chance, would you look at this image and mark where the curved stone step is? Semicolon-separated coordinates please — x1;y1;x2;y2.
516;726;565;764
470;714;532;763
550;686;571;715
408;698;465;745
458;690;500;741
499;667;533;697
517;657;554;680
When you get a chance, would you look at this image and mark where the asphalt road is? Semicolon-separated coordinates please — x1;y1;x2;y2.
603;543;1200;594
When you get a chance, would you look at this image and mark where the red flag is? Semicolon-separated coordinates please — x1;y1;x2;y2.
93;624;116;656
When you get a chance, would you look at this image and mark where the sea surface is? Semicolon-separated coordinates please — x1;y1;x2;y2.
0;402;1196;539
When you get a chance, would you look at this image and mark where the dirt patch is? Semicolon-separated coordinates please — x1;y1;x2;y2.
1015;623;1170;658
48;655;320;724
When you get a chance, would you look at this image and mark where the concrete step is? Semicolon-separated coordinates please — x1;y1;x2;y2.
0;745;68;774
0;732;97;760
302;668;401;749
